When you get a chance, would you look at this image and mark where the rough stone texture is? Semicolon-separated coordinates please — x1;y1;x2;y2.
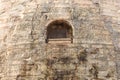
0;0;120;80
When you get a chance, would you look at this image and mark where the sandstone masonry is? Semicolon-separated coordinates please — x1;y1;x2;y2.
0;0;120;80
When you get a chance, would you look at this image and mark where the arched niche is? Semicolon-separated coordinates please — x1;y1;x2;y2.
46;20;73;43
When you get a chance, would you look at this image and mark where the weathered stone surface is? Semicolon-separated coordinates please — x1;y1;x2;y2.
0;0;120;80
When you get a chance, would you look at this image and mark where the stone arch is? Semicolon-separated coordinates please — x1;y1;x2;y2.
46;19;73;43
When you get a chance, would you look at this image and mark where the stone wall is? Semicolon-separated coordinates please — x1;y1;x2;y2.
0;0;120;80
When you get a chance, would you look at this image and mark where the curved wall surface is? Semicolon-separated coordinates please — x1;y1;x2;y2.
0;0;120;80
